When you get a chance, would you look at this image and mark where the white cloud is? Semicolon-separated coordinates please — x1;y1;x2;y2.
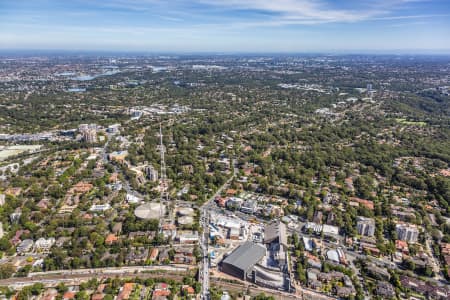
74;0;446;26
197;0;385;23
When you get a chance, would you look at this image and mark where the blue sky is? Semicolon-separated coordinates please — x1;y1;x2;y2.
0;0;449;53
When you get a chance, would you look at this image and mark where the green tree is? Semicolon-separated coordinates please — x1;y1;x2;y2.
0;263;15;279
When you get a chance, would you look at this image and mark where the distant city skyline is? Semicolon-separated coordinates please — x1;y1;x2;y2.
1;0;450;53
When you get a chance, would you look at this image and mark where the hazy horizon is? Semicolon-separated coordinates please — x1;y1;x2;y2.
1;49;450;56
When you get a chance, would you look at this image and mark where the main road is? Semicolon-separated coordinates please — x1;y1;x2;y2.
199;158;238;300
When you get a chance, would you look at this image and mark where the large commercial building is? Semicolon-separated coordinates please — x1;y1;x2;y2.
221;241;266;280
357;217;375;237
221;232;291;291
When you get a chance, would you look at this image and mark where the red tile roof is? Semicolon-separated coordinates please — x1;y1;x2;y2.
63;292;76;300
350;197;374;210
117;283;134;300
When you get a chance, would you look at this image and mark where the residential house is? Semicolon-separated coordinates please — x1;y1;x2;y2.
105;234;118;245
181;285;195;296
35;237;55;254
375;282;395;299
126;247;149;264
63;292;76;300
153;283;171;299
17;239;34;254
149;248;159;261
117;283;134;300
5;187;22;197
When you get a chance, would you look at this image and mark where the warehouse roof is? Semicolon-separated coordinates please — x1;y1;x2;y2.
223;241;266;273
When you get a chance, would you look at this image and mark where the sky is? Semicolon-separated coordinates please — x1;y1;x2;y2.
0;0;450;53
